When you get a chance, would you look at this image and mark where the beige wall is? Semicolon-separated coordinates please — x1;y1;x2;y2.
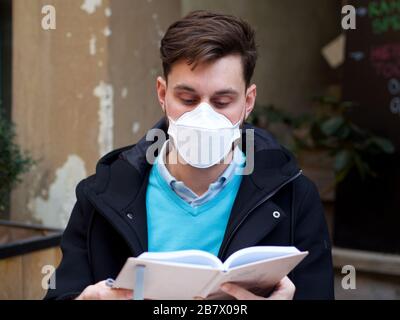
11;0;179;227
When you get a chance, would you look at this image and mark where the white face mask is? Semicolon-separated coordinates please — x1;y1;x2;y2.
167;102;241;168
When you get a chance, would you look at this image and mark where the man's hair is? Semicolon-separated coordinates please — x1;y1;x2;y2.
160;10;258;88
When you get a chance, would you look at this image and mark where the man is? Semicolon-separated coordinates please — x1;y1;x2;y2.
45;10;334;300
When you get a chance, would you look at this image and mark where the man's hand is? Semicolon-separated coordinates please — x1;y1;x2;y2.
75;280;133;300
220;276;296;300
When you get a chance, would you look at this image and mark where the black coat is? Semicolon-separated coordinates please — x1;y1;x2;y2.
44;119;334;300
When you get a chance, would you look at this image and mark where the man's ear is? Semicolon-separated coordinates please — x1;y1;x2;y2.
244;84;257;120
156;76;167;112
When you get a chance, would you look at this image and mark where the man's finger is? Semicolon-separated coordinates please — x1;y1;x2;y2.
220;283;259;300
99;281;133;300
266;277;295;300
103;288;133;300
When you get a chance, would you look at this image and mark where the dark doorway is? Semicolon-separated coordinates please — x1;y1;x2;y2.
0;0;12;219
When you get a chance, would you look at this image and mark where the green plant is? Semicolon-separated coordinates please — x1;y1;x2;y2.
249;96;395;183
0;111;35;213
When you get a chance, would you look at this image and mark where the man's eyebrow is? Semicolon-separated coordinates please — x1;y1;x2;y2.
173;84;239;96
213;88;239;96
173;84;197;92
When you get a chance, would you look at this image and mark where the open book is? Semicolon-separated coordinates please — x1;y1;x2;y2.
112;246;308;300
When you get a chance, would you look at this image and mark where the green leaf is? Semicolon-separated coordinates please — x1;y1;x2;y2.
320;116;345;136
0;110;35;211
336;125;351;139
353;153;371;180
339;101;354;109
334;150;351;172
369;137;395;154
336;166;351;184
313;95;339;106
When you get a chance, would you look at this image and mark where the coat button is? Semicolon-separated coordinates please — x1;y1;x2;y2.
126;213;134;220
272;211;280;219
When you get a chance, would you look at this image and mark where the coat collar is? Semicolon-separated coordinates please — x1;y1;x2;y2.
84;118;301;260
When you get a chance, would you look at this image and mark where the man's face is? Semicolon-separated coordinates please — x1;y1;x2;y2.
157;54;256;125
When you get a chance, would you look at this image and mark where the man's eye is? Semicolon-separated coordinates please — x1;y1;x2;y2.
182;99;197;105
215;102;230;107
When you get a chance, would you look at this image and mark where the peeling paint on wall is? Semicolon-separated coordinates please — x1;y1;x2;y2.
105;7;112;17
150;68;158;76
121;87;128;99
94;81;114;158
81;0;102;15
89;34;97;56
103;26;112;37
132;121;141;134
152;12;165;38
29;155;87;228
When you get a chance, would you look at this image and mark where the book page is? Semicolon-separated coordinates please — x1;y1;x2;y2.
223;246;300;269
204;251;308;299
138;250;222;268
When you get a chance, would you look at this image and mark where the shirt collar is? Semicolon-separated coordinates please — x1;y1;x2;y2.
156;139;244;190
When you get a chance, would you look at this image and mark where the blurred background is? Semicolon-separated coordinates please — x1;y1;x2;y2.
0;0;399;299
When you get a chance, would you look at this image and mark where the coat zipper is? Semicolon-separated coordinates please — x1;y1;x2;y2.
219;170;303;259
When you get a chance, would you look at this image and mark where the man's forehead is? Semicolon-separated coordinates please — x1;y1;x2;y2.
173;83;239;96
167;55;245;92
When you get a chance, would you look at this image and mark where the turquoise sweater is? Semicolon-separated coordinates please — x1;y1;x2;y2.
146;158;244;256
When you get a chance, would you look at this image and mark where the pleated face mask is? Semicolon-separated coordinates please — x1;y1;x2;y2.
167;102;241;168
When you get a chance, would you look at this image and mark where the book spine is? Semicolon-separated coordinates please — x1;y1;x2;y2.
199;271;225;298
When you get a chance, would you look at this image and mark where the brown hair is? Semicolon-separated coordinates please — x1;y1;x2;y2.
160;10;258;88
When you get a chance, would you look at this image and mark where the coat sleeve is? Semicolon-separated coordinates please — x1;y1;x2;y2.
290;177;335;300
43;179;94;300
